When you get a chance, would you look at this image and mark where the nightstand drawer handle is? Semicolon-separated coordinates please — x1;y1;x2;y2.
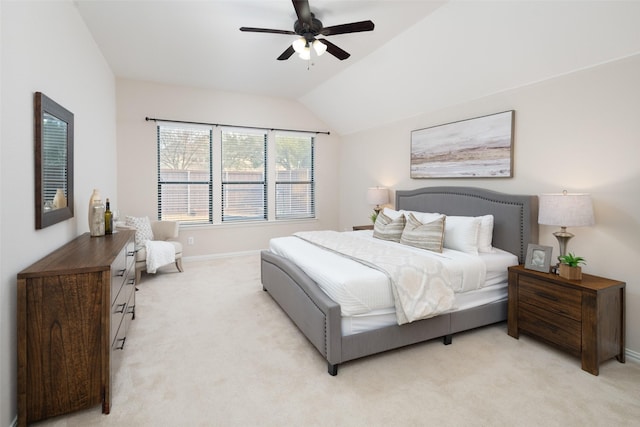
116;269;126;277
534;291;558;302
114;303;126;314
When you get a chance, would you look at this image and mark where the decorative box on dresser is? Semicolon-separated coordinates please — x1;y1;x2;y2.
17;230;136;426
507;265;625;375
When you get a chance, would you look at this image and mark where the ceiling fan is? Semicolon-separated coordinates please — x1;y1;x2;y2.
239;0;375;61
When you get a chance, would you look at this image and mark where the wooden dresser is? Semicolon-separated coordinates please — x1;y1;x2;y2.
17;230;136;426
507;265;625;375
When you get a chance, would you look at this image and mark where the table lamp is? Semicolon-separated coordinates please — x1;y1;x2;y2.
538;190;595;259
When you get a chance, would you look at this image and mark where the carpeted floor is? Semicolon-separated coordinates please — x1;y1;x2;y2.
32;254;640;427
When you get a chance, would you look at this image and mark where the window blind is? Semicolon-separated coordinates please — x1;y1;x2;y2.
275;134;315;219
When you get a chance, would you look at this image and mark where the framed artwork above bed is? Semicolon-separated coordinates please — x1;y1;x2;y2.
411;110;514;179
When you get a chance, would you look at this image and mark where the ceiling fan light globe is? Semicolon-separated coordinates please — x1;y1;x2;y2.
299;47;311;60
292;37;306;53
313;40;327;56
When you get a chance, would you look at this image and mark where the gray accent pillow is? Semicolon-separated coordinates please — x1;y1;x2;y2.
373;212;406;242
400;212;445;253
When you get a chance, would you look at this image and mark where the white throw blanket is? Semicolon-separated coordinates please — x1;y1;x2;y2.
294;231;455;324
145;240;175;274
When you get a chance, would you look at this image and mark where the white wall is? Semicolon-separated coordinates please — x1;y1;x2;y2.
0;1;117;425
116;78;340;257
339;54;640;357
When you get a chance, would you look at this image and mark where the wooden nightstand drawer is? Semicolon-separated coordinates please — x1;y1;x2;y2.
519;302;581;355
508;265;625;375
519;276;581;321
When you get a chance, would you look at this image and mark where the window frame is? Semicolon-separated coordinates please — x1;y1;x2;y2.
156;124;316;225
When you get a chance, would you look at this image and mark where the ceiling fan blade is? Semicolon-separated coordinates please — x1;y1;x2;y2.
321;20;375;36
318;39;350;60
292;0;312;25
240;27;296;35
277;45;296;61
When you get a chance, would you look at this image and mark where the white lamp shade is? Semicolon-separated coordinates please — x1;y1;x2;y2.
292;37;306;53
298;47;311;60
313;40;327;56
367;187;389;206
538;193;595;227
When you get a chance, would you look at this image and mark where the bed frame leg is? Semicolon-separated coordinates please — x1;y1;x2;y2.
328;363;338;376
443;334;453;345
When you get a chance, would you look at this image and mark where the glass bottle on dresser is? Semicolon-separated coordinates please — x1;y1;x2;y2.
104;198;113;235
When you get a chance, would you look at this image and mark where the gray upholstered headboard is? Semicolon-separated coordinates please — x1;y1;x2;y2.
396;186;538;263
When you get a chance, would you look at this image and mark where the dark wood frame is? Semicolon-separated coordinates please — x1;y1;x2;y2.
261;186;538;375
35;92;74;229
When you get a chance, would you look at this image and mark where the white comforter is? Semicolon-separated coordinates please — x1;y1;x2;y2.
290;230;485;325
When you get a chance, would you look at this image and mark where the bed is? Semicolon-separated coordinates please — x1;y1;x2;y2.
261;186;538;375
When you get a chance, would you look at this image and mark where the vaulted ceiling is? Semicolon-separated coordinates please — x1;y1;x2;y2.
75;1;640;135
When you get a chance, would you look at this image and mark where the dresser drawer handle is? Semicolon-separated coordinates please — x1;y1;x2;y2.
127;278;135;286
534;291;558;302
114;303;126;314
127;305;135;315
115;337;126;350
116;269;126;277
127;251;136;257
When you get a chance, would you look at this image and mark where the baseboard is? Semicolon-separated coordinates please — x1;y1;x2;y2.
626;348;640;363
182;249;261;263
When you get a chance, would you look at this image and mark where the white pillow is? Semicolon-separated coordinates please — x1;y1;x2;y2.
382;207;403;220
400;210;442;225
443;216;482;255
383;208;442;225
125;215;154;247
477;215;494;253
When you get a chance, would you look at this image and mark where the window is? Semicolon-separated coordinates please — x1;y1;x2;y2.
275;134;315;219
157;124;212;223
221;129;267;222
156;124;315;224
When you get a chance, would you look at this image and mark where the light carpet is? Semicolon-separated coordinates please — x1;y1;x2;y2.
32;254;640;426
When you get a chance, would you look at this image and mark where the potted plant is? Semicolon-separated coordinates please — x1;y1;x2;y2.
558;253;586;280
370;212;378;224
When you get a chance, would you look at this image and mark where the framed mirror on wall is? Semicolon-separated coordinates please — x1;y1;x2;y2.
35;92;74;229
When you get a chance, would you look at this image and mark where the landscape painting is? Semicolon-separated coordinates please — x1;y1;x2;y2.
411;111;514;178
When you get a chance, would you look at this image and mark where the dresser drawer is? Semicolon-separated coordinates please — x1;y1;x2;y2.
519;302;582;355
110;264;136;343
518;276;582;321
111;247;129;305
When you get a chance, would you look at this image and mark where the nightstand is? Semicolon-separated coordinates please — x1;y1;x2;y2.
352;225;374;231
507;265;625;375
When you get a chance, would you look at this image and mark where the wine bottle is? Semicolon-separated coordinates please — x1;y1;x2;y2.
104;198;113;235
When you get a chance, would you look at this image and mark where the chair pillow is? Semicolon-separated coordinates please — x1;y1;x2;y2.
125;215;154;247
373;212;405;242
400;213;445;253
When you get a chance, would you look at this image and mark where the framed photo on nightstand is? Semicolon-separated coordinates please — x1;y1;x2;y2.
524;244;553;273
